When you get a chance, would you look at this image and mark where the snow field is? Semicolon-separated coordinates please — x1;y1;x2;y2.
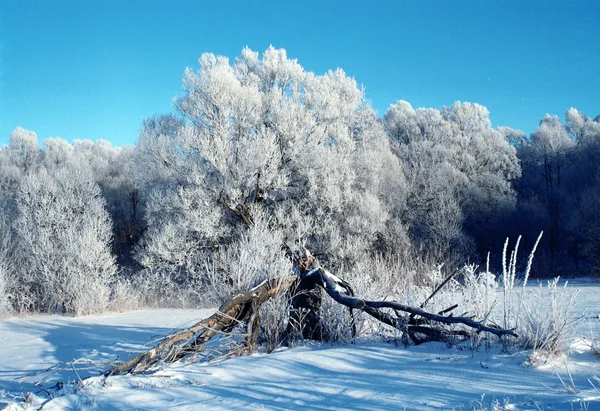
1;282;599;410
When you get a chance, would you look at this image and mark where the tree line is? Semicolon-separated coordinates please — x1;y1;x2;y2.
0;47;598;316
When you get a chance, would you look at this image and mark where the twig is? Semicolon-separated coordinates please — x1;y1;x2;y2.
71;362;83;385
419;268;460;309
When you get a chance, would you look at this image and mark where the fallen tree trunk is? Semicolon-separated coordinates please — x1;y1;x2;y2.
302;265;515;338
106;250;516;375
107;275;297;375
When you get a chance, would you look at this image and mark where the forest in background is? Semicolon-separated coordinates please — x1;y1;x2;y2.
1;46;599;316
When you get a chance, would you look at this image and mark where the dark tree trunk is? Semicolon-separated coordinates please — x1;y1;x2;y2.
288;277;323;340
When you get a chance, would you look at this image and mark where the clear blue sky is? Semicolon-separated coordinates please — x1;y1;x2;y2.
1;0;599;147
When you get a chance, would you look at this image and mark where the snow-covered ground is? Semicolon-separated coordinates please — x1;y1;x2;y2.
1;280;600;410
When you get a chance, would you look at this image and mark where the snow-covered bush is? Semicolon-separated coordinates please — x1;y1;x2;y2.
315;287;355;344
125;267;202;308
109;275;142;312
126;207;291;309
518;278;582;363
259;282;294;352
460;264;499;323
0;130;126;316
133;183;224;283
12;166;116;315
494;233;583;361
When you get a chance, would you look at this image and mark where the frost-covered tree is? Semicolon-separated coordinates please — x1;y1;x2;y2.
517;114;575;264
0;128;42;313
0;128;41;210
561;109;600;272
0;212;13;317
12;164;116;314
507;109;600;275
100;146;144;265
133;47;404;286
384;100;520;262
69;140;144;266
42;137;140;263
0;131;119;315
42;138;143;265
523;115;574;193
8;127;40;173
441;102;521;213
42;137;75;168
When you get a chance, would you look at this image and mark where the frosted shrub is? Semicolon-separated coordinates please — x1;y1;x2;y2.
519;278;582;362
109;276;142;312
460;264;499;322
134;184;224;283
319;295;356;344
352;252;420;299
412;265;447;306
259;284;294;352
336;257;398;339
13;167;116;315
127;267;201;308
128;208;291;309
494;233;583;361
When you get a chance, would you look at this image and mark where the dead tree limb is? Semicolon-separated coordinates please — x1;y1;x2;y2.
297;259;516;339
106;275;297;375
419;268;461;309
105;250;516;376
